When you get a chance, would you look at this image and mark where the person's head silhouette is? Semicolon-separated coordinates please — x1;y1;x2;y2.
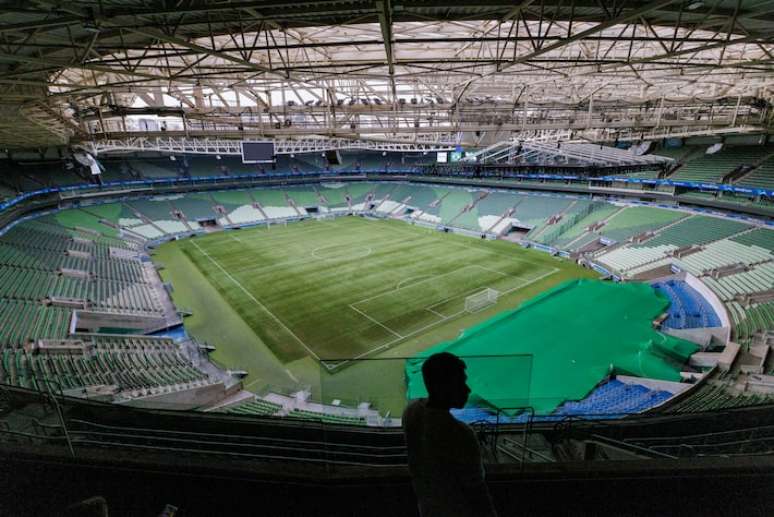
422;352;471;410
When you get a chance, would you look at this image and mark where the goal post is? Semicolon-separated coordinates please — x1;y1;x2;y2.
465;288;499;313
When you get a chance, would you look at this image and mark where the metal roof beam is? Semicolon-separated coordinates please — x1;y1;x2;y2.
453;0;682;105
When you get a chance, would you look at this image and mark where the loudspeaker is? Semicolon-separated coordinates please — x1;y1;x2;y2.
325;150;342;165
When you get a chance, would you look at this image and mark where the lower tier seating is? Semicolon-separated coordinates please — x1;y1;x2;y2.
652;280;721;329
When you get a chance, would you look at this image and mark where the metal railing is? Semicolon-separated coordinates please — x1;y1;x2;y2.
3;379;774;469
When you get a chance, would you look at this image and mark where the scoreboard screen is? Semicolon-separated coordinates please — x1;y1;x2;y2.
241;141;275;163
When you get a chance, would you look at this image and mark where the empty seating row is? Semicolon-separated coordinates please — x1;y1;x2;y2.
0;335;211;396
596;244;677;273
731;228;774;252
552;380;672;417
224;398;283;416
636;216;750;249
50;276;163;314
287;408;367;426
728;301;774;343
0;300;70;347
652;280;721;329
597;206;683;243
0;246;146;283
735;154;774;190
665;383;770;413
702;262;774;300
671;146;773;183
451;380;673;424
675;239;772;277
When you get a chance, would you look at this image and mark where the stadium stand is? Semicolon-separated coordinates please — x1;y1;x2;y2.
664;382;773;413
734;150;774;190
597;215;752;274
439;189;479;229
127;158;179;179
702;263;774;301
287;409;367;426
0;177;769;428
551;379;673;418
223;398;283;416
728;301;774;343
670;146;773;183
637;215;750;248
550;204;620;249
652;280;721;329
0;333;213;396
452;379;674;422
511;194;574;228
173;194;219;222
597;206;684;243
317;183;351;209
670;238;772;277
731;227;774;251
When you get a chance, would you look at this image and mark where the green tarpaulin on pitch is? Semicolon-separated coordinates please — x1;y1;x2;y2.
406;279;699;415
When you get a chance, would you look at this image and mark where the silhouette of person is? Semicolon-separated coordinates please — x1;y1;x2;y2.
403;352;498;517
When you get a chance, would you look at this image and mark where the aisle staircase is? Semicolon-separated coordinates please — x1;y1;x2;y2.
247;192;270;219
124;203;167;237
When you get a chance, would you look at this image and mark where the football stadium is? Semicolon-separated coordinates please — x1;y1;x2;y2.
1;1;774;514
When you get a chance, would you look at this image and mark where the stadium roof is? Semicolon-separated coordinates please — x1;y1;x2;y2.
0;1;773;150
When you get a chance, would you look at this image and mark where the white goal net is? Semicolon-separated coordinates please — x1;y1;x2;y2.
464;288;499;313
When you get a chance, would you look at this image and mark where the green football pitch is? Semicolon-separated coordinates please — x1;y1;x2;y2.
153;216;596;405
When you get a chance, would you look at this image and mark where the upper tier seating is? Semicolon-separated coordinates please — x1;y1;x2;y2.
734;152;774;190
670;146;774;183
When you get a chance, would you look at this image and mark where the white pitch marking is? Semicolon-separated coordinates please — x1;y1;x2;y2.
243;378;263;390
396;274;434;290
311;245;372;261
475;264;509;276
189;239;321;360
340;265;560;365
352;264;493;307
349;303;404;339
377;222;550;268
425;307;446;319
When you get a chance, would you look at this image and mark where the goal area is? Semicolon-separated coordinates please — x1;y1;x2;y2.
465;288;499;313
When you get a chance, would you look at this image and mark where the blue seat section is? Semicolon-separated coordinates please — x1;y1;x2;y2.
451;380;673;423
551;380;672;418
652;279;721;329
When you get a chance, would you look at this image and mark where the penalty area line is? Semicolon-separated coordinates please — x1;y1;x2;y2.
189;239;321;361
347;265;561;363
349;303;404;339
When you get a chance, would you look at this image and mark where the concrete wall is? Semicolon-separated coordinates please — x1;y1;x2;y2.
119;381;227;410
683;272;732;332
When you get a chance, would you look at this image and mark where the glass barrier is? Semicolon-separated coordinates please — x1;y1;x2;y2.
3;374;774;471
263;354;539;427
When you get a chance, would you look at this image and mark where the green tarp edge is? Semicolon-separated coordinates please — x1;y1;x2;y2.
406;279;700;415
